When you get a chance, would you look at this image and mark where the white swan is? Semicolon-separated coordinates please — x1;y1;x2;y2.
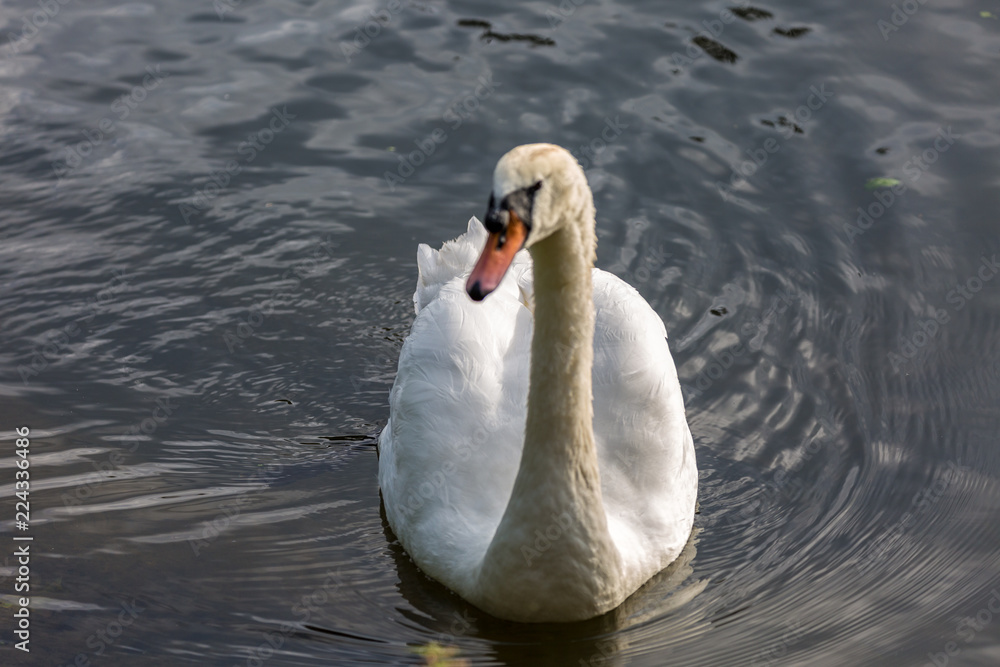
378;144;697;623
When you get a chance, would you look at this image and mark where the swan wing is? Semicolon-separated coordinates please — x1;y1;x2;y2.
591;270;698;588
380;223;532;593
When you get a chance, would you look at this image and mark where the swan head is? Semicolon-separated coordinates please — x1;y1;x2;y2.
466;143;594;301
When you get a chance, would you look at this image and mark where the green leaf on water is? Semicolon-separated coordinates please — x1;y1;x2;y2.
981;11;997;19
865;177;901;190
411;642;469;667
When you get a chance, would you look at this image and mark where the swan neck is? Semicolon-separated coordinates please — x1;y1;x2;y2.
524;221;597;464
475;212;623;620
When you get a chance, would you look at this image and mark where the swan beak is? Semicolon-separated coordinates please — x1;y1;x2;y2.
466;212;528;301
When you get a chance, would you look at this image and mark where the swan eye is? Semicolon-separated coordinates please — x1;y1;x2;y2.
485;181;541;236
484;195;508;234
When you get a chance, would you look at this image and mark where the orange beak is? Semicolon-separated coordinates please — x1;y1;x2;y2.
466;212;528;301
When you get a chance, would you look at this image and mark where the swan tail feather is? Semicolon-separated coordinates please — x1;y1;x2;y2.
414;216;488;313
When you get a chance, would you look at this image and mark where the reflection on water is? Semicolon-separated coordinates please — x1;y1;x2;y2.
1;0;999;665
378;520;705;667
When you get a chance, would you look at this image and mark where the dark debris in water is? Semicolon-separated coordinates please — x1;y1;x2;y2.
692;36;738;63
710;307;728;316
481;30;555;47
457;19;491;29
778;116;804;134
457;18;555;47
876;146;890;154
762;116;804;134
186;12;246;23
303;624;387;643
317;434;376;444
732;7;774;21
774;26;811;38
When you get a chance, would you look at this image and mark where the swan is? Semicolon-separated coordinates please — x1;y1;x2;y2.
378;143;697;623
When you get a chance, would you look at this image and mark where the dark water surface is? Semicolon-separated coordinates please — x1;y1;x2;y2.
2;0;999;665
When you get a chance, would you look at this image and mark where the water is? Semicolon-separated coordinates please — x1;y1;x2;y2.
2;0;999;665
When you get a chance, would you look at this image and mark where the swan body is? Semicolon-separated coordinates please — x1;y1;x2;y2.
378;144;697;622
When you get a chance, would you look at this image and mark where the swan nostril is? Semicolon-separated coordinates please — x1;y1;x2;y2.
468;281;485;301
